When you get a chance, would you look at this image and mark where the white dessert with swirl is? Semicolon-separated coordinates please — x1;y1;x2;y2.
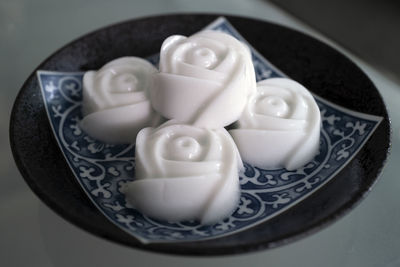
80;31;321;224
150;30;256;128
80;57;162;144
229;78;321;171
123;121;243;224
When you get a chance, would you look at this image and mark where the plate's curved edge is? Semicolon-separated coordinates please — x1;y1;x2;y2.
8;82;141;248
8;74;156;253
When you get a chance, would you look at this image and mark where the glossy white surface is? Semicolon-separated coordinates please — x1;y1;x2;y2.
152;31;255;128
2;0;399;266
80;57;161;144
230;78;320;170
125;121;241;224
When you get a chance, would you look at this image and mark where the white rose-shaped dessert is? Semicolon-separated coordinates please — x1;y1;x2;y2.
123;121;243;224
229;78;321;170
80;57;162;144
150;30;256;128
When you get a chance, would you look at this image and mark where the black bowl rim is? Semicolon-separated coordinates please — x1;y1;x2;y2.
9;13;391;256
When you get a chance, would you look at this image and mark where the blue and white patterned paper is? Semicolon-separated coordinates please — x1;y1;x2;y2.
37;17;382;243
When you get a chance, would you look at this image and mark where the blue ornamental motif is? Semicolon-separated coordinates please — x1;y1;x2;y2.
37;17;382;243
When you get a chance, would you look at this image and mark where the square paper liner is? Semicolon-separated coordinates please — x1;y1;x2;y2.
37;17;382;243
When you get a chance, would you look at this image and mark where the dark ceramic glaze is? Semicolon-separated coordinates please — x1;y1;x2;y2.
10;14;390;255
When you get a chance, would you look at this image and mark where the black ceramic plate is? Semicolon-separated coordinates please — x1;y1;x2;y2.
10;14;390;255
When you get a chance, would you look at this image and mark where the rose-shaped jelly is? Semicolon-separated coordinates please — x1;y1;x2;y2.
229;78;321;170
80;57;162;144
150;30;256;128
123;121;243;224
